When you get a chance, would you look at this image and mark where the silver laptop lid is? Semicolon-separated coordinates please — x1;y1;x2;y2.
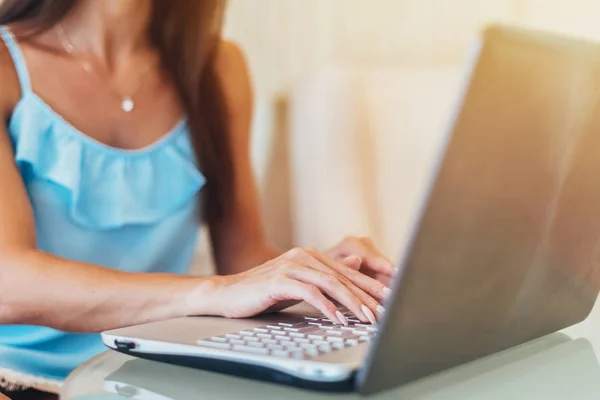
358;24;600;394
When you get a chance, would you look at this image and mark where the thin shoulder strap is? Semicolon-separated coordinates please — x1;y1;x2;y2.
0;26;32;93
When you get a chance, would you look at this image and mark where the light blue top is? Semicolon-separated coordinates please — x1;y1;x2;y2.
0;27;205;381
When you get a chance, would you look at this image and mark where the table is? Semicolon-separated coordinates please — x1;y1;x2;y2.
61;300;600;400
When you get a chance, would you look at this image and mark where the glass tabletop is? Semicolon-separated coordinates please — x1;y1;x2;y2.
61;301;600;400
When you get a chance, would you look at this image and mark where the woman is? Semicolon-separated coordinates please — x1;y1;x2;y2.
0;0;393;398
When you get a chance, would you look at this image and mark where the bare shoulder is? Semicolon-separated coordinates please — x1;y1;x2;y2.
213;39;249;78
212;39;253;111
0;39;22;118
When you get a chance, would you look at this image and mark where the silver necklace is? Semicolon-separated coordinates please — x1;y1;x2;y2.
55;24;153;113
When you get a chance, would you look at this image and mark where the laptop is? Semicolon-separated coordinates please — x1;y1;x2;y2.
102;24;600;395
100;335;600;399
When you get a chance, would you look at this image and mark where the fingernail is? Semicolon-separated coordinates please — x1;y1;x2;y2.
376;305;385;315
336;311;348;326
361;305;377;325
383;287;392;296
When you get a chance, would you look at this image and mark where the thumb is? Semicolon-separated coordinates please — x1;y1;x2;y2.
342;255;362;270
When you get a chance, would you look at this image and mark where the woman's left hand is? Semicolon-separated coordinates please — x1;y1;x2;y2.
326;236;395;286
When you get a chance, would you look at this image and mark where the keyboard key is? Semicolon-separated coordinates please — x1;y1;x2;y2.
332;342;346;350
270;330;286;336
211;337;227;343
244;336;260;342
288;333;305;338
366;327;378;333
304;316;319;321
346;339;359;346
359;336;371;342
320;321;337;327
304;349;319;357
352;330;368;335
280;341;297;347
266;325;281;330
267;344;284;350
308;334;325;340
278;321;306;327
256;333;273;339
318;345;333;353
340;326;355;331
239;331;254;336
274;335;289;341
197;340;231;349
271;350;291;357
254;328;269;333
233;345;269;355
327;336;344;343
261;338;277;344
300;343;317;349
308;322;322;326
246;341;265;348
312;340;330;346
225;334;241;340
229;339;245;345
293;338;310;344
326;330;343;336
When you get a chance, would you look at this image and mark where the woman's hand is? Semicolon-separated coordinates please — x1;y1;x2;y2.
195;247;389;325
327;236;395;285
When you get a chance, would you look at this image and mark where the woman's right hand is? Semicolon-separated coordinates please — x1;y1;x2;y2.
193;247;389;325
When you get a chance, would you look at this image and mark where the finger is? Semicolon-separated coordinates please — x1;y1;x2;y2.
342;255;362;270
281;253;373;322
284;264;371;325
308;248;391;303
331;238;395;276
361;238;396;276
271;276;343;325
376;273;392;287
298;249;384;322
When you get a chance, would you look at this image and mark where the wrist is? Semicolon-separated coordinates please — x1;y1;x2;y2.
181;275;229;317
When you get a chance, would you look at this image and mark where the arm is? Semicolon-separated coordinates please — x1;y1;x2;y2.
0;42;387;331
0;126;214;332
208;41;280;275
0;50;213;333
207;42;395;281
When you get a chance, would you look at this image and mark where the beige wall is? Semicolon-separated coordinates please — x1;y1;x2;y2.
225;0;600;99
221;1;600;252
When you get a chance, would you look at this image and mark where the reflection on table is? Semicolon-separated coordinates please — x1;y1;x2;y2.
63;329;600;400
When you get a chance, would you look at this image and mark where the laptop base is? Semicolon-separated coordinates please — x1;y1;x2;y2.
113;347;356;393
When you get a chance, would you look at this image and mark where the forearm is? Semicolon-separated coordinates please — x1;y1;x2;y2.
215;243;281;275
0;250;215;332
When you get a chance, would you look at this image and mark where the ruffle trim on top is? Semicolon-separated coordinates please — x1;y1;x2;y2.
9;92;206;230
0;368;62;394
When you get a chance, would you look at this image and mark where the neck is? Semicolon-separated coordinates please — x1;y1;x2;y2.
59;0;153;65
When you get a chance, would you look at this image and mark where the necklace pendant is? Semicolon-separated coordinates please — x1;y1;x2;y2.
122;97;134;113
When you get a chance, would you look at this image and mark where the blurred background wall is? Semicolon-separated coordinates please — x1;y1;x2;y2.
198;0;600;272
225;0;600;99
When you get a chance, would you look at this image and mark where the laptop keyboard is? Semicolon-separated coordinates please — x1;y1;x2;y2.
197;310;378;360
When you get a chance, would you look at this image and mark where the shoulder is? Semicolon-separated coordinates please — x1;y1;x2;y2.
210;39;253;143
0;38;22;118
213;39;249;79
212;40;253;111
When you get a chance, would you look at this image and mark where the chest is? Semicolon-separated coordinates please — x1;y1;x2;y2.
20;42;184;151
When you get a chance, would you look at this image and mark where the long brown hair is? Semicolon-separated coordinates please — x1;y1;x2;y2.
0;0;233;224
